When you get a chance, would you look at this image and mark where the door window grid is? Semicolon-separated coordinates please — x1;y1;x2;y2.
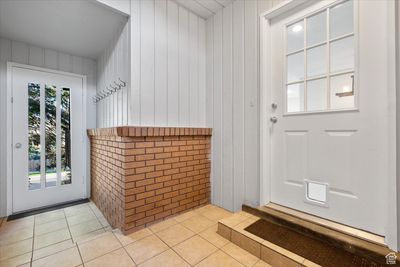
28;83;41;190
285;0;355;114
27;83;72;190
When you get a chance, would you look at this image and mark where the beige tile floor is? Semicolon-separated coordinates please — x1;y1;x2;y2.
0;202;272;267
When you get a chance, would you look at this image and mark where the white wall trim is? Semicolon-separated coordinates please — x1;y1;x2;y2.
259;10;271;206
6;62;88;215
259;0;398;251
386;0;398;251
260;0;309;20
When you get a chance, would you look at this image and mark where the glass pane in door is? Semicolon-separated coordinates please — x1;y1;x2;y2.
330;73;355;109
287;83;305;112
307;78;327;111
287;52;304;83
330;0;353;39
28;83;41;190
330;36;354;72
307;44;327;77
61;88;72;185
287;20;304;53
45;85;57;187
306;11;326;46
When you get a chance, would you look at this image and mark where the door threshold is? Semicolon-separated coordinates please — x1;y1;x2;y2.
266;202;385;246
7;198;89;221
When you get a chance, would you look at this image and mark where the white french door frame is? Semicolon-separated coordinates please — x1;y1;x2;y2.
259;0;398;250
6;62;88;215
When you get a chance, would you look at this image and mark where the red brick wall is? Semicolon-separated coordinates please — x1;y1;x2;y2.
90;136;125;229
89;127;212;234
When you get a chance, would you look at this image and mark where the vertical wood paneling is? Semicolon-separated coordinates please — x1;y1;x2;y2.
131;1;141;125
206;18;214;128
123;21;129;125
258;0;272;15
179;7;190;126
167;1;180;126
0;39;96;217
221;4;233;210
28;46;44;67
105;45;111;127
97;20;130;128
11;42;28;64
97;54;103;127
83;57;97;196
212;10;223;206
198;19;206;126
140;0;155;126
115;25;123;125
72;56;83;74
243;0;259;207
100;0;207;129
58;53;72;72
112;35;118;126
155;0;168;126
206;0;275;211
189;13;199;126
232;0;245;210
44;49;58;70
126;0;206;128
0;38;12;216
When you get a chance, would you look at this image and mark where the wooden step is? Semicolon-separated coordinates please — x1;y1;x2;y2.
217;206;400;267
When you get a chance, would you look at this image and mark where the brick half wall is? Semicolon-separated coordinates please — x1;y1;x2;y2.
88;127;212;234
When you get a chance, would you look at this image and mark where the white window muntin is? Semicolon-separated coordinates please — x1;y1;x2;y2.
284;0;357;115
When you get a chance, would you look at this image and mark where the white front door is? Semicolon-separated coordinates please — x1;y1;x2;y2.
268;0;390;235
11;65;85;213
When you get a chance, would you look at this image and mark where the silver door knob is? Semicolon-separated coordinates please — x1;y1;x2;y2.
271;103;278;109
270;117;278;123
15;143;22;149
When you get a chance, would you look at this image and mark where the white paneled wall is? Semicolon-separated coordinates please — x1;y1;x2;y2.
130;0;207;127
96;20;130;127
206;0;283;211
0;38;96;217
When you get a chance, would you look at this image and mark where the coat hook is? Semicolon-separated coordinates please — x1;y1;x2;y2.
110;84;118;92
114;81;122;90
118;77;127;87
105;87;112;96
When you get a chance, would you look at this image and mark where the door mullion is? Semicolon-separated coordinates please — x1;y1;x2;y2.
56;85;61;187
40;82;45;189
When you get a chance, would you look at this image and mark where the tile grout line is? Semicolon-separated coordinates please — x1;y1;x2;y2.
63;207;84;266
29;216;36;267
31;212;70;265
2;204;238;267
148;225;194;267
0;204;100;265
147;218;224;266
112;231;139;266
170;233;219;267
29;239;75;262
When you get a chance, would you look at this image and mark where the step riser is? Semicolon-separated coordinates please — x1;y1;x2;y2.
242;205;396;265
217;220;315;267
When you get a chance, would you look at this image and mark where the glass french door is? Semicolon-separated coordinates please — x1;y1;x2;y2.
12;65;85;213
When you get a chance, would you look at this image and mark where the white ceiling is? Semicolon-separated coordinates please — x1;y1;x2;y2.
174;0;234;19
0;0;128;59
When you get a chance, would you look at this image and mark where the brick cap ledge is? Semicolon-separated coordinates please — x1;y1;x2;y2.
87;126;212;137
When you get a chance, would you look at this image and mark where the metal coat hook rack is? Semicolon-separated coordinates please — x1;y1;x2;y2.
92;77;127;103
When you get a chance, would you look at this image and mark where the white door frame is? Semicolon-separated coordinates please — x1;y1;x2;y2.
259;0;398;251
6;62;88;215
